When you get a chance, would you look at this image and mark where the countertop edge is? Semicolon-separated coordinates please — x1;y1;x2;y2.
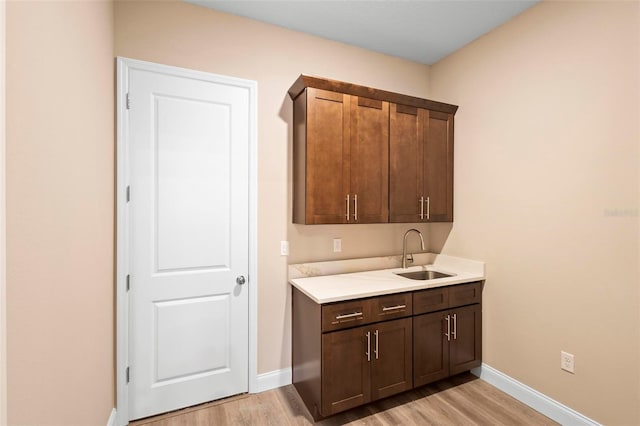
288;254;485;304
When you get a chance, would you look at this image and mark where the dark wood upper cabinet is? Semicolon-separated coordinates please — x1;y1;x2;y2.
390;106;454;223
350;97;389;223
290;75;457;225
293;87;388;224
299;88;350;224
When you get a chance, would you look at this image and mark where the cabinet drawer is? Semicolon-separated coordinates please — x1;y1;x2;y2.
370;292;412;322
413;287;449;315
449;282;482;307
322;299;371;332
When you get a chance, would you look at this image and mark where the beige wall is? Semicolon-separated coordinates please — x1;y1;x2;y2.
6;1;115;425
114;0;432;375
429;1;639;424
0;0;6;424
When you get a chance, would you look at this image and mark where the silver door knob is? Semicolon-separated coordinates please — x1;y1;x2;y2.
236;275;246;285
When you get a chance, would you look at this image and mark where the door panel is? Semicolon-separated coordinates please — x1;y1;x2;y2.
128;65;249;420
155;96;230;272
154;295;229;382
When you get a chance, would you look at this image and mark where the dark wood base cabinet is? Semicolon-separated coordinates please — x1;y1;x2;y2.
292;282;482;421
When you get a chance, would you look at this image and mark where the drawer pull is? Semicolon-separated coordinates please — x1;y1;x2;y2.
382;304;406;312
335;311;363;320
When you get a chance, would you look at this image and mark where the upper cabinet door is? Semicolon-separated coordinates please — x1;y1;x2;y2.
424;110;454;222
350;97;389;223
390;106;454;223
302;88;351;224
389;104;423;222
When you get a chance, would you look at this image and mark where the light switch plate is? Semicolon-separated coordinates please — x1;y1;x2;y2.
333;238;342;253
280;241;289;256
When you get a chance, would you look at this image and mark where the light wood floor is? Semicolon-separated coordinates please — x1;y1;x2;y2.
130;373;558;426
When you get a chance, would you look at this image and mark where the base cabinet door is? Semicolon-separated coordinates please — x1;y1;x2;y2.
321;318;413;417
413;304;481;387
413;311;449;387
321;325;371;416
449;304;482;375
371;317;412;400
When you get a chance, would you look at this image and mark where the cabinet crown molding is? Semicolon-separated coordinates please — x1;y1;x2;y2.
288;74;458;115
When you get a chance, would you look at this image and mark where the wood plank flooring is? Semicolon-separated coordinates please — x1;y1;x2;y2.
130;373;558;426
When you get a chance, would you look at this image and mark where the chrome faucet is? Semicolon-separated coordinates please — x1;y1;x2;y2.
402;228;425;269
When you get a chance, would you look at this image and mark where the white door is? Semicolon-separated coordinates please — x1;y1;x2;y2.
124;60;251;420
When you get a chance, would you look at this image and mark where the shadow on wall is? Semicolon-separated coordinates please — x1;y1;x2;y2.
428;223;453;254
279;93;294;225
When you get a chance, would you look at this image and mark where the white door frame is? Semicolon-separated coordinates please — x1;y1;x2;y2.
115;57;258;426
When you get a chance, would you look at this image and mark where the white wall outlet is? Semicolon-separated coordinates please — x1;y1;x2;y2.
333;238;342;253
561;351;575;373
280;240;289;256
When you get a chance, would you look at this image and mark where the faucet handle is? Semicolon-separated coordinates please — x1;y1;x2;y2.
406;253;414;265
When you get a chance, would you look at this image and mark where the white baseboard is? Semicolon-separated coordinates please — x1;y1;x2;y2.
111;365;599;424
254;368;292;393
106;408;117;426
472;363;601;426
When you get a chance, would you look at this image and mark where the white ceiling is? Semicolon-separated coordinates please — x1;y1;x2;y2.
186;0;538;65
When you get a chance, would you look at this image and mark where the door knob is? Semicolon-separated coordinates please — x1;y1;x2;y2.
236;275;246;285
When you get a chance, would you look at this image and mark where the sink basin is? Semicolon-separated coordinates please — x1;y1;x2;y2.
395;270;454;280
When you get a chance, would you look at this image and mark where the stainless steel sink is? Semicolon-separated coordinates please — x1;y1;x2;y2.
395;270;454;280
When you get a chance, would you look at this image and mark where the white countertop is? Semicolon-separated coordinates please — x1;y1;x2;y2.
289;254;485;304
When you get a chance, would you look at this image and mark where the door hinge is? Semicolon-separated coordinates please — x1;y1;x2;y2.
126;93;131;110
126;185;130;202
126;366;130;384
126;274;130;291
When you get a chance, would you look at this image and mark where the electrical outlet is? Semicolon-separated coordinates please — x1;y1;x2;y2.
333;238;342;253
280;241;289;256
561;351;575;373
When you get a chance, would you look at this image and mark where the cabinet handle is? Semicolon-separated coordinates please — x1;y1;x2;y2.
366;331;371;361
452;313;457;340
419;196;424;220
345;194;350;222
374;330;379;360
426;196;430;221
445;314;451;341
335;311;363;320
353;194;358;221
382;304;406;312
